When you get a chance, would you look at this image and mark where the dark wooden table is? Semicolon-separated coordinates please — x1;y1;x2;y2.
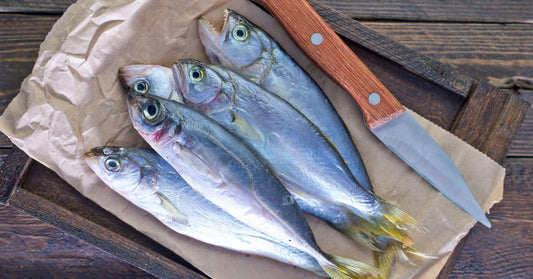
0;0;531;278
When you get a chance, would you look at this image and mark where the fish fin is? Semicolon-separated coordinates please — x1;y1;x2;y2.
373;201;416;246
156;192;189;226
322;254;380;279
404;246;436;260
171;143;224;185
339;214;382;251
230;111;264;142
373;238;399;279
373;238;436;279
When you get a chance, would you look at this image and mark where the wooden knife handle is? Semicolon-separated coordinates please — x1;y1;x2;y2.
253;0;405;129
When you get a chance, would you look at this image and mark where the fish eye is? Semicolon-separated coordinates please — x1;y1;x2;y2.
188;66;205;83
105;157;121;172
133;80;149;94
142;99;161;122
232;25;248;41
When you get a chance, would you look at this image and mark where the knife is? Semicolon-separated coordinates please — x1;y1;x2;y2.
252;0;491;228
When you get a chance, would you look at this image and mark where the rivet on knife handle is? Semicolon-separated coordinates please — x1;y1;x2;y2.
253;0;405;129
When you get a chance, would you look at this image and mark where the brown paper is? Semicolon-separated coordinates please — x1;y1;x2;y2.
0;0;504;278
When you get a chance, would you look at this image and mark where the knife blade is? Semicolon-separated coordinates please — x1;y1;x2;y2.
252;0;490;228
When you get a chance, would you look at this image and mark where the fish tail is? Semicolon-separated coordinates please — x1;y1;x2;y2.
338;215;383;251
339;211;412;251
320;254;380;279
374;201;416;246
373;237;435;279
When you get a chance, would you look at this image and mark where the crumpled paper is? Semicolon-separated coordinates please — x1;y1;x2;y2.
0;0;504;278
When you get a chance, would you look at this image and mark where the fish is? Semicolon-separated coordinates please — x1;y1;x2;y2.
196;11;433;277
169;59;414;241
119;63;428;278
85;146;336;276
198;9;373;191
126;94;379;279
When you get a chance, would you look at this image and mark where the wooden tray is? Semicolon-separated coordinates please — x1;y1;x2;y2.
0;1;529;278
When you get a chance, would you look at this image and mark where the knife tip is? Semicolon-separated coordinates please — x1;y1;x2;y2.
478;214;492;228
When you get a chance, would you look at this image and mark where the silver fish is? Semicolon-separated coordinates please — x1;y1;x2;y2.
119;64;425;278
198;9;373;191
170;59;416;243
127;95;379;279
85;146;332;276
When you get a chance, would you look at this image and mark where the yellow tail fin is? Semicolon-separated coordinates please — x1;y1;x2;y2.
321;254;380;279
373;238;436;279
340;209;413;249
375;200;417;245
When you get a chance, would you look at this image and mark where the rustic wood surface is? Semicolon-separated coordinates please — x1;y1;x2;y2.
0;0;531;278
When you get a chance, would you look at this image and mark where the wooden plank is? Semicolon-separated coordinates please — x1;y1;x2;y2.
320;0;533;23
435;82;530;278
9;183;207;279
0;147;29;205
361;22;533;84
2;0;531;23
0;205;154;279
0;15;58;113
0;0;74;14
508;90;533;157
449;158;533;278
451;81;530;163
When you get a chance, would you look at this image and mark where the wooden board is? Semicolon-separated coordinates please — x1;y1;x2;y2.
0;205;156;279
2;0;532;23
0;0;531;278
321;0;533;23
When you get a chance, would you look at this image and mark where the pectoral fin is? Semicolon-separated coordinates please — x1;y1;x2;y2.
230;111;264;142
156;192;189;226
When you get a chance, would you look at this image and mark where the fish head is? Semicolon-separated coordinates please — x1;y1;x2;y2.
85;146;145;194
127;94;182;148
172;59;230;110
198;9;270;70
118;65;183;103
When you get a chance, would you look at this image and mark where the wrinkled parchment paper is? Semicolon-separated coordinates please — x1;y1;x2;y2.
0;0;504;278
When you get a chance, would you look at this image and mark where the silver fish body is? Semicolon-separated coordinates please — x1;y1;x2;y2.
126;95;379;278
198;9;373;191
172;60;409;228
85;146;325;275
119;61;414;246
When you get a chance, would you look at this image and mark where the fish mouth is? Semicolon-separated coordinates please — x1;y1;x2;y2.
84;150;99;168
198;9;232;64
118;65;157;90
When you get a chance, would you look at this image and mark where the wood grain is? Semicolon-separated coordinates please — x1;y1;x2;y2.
320;0;533;23
449;158;533;278
451;81;530;163
2;0;532;23
0;14;58;113
255;0;406;129
0;147;29;205
508;90;533;157
0;205;155;278
0;0;74;13
9;180;207;279
361;22;533;85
